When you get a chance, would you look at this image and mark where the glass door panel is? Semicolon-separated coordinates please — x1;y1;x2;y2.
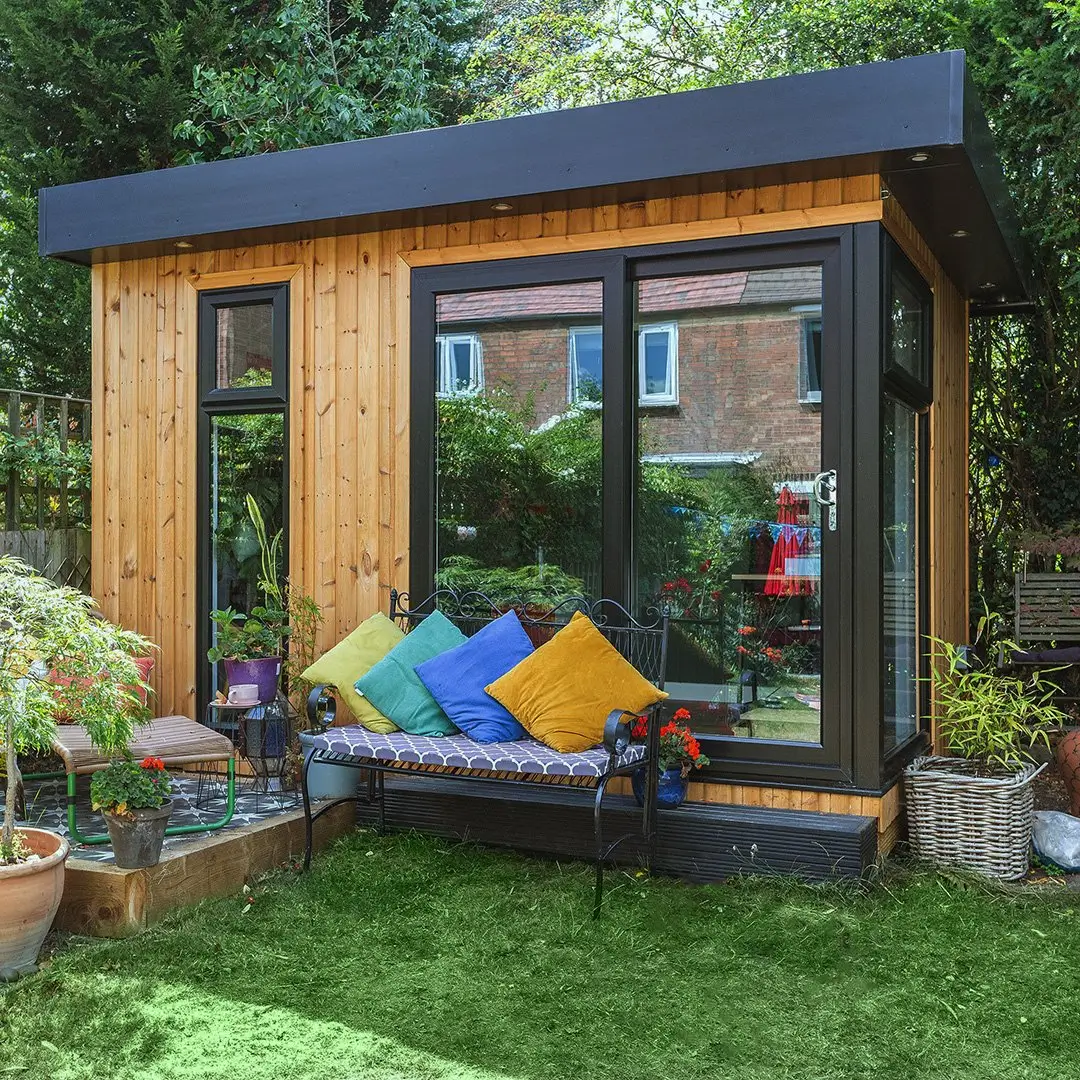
207;411;285;696
434;281;604;603
633;266;826;744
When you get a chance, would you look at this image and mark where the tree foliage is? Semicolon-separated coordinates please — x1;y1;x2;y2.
177;0;481;159
0;1;243;395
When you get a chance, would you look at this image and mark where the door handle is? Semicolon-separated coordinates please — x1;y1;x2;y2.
813;469;837;531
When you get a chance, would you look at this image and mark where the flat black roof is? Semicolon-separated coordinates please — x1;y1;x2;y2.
38;50;1028;302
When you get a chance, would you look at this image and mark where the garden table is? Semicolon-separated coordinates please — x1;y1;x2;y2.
48;715;236;846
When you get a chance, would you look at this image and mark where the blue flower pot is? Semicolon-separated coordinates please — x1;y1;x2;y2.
631;767;689;808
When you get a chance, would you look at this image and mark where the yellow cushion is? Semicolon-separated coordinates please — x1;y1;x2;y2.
485;612;667;752
301;613;403;733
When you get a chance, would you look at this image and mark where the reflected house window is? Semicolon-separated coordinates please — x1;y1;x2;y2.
638;323;678;405
436;333;483;396
796;309;823;404
568;326;603;404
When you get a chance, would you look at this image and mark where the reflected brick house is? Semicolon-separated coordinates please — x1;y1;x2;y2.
435;267;823;474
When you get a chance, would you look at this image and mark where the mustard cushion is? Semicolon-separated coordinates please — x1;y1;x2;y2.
485;612;668;752
301;612;404;733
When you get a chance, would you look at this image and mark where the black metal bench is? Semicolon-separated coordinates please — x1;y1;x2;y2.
301;588;669;916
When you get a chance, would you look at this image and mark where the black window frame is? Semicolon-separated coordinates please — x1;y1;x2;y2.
879;236;933;777
197;283;289;407
196;284;290;720
410;227;885;792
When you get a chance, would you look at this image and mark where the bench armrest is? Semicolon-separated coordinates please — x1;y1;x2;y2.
603;703;663;755
306;684;337;731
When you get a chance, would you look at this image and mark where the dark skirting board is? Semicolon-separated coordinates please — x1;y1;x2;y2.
351;774;879;882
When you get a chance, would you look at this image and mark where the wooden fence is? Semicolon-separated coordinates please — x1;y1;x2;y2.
0;388;92;591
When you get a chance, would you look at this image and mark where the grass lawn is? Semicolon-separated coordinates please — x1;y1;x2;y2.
1;831;1078;1080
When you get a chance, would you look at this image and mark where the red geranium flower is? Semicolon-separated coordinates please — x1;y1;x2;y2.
673;708;691;722
699;559;712;572
140;756;166;771
738;626;756;636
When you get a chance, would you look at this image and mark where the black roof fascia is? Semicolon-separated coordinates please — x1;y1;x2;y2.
38;50;1026;300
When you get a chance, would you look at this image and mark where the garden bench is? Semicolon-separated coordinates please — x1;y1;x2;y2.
1008;573;1080;695
301;589;669;916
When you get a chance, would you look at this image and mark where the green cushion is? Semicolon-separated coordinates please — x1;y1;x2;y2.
301;612;404;734
354;610;467;736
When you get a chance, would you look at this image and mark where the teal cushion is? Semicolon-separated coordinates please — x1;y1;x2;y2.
354;610;467;736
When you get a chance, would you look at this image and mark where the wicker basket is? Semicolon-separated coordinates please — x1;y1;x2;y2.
903;756;1046;880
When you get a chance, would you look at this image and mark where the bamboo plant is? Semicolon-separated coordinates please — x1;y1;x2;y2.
0;556;152;861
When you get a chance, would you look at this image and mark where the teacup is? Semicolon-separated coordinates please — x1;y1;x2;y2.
227;683;259;706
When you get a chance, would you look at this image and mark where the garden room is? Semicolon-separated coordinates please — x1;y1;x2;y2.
36;50;1026;874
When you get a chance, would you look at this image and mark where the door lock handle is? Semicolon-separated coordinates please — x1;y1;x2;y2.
813;469;837;531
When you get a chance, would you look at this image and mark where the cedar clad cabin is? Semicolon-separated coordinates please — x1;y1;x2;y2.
39;51;1027;873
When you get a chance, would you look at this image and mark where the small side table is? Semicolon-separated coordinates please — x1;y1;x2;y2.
205;696;297;799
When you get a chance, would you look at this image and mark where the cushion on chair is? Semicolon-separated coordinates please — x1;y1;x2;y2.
485;611;668;752
354;609;468;736
301;612;404;733
414;610;532;743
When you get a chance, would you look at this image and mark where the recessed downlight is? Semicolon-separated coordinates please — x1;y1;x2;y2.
909;151;931;163
174;240;194;249
491;201;514;212
979;281;997;290
951;229;970;238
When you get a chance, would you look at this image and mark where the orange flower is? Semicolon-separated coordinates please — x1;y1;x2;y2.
738;626;756;636
140;756;166;771
673;707;691;722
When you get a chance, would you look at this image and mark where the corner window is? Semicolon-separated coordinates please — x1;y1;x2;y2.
436;333;483;396
797;311;823;404
568;326;603;405
884;242;932;392
638;322;678;406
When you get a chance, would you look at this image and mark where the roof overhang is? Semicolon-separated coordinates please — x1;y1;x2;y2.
38;50;1028;303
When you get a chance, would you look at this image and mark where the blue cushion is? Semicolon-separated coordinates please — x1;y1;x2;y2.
414;610;533;743
354;609;467;736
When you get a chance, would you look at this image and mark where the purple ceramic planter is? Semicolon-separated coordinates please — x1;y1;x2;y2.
223;656;281;704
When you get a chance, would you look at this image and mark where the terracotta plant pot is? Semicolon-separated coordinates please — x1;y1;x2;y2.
0;827;69;978
103;801;172;869
1056;728;1080;816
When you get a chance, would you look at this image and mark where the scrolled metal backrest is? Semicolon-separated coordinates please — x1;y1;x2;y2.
388;588;669;689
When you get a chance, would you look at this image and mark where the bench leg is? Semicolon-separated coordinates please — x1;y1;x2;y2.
302;746;315;870
593;776;611;920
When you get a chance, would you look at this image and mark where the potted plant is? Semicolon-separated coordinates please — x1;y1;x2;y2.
631;707;710;809
905;615;1068;880
0;556;151;977
207;495;290;703
90;756;173;869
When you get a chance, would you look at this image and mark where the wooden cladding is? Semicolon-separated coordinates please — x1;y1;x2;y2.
92;174;886;721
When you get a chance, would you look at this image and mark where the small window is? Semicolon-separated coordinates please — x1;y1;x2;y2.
568;326;603;405
436;333;483;396
638;323;678;406
798;314;823;404
198;283;288;405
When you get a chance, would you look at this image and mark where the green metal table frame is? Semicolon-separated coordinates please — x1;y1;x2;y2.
24;759;237;846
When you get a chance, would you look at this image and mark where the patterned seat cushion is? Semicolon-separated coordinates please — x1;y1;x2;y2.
313;726;645;778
